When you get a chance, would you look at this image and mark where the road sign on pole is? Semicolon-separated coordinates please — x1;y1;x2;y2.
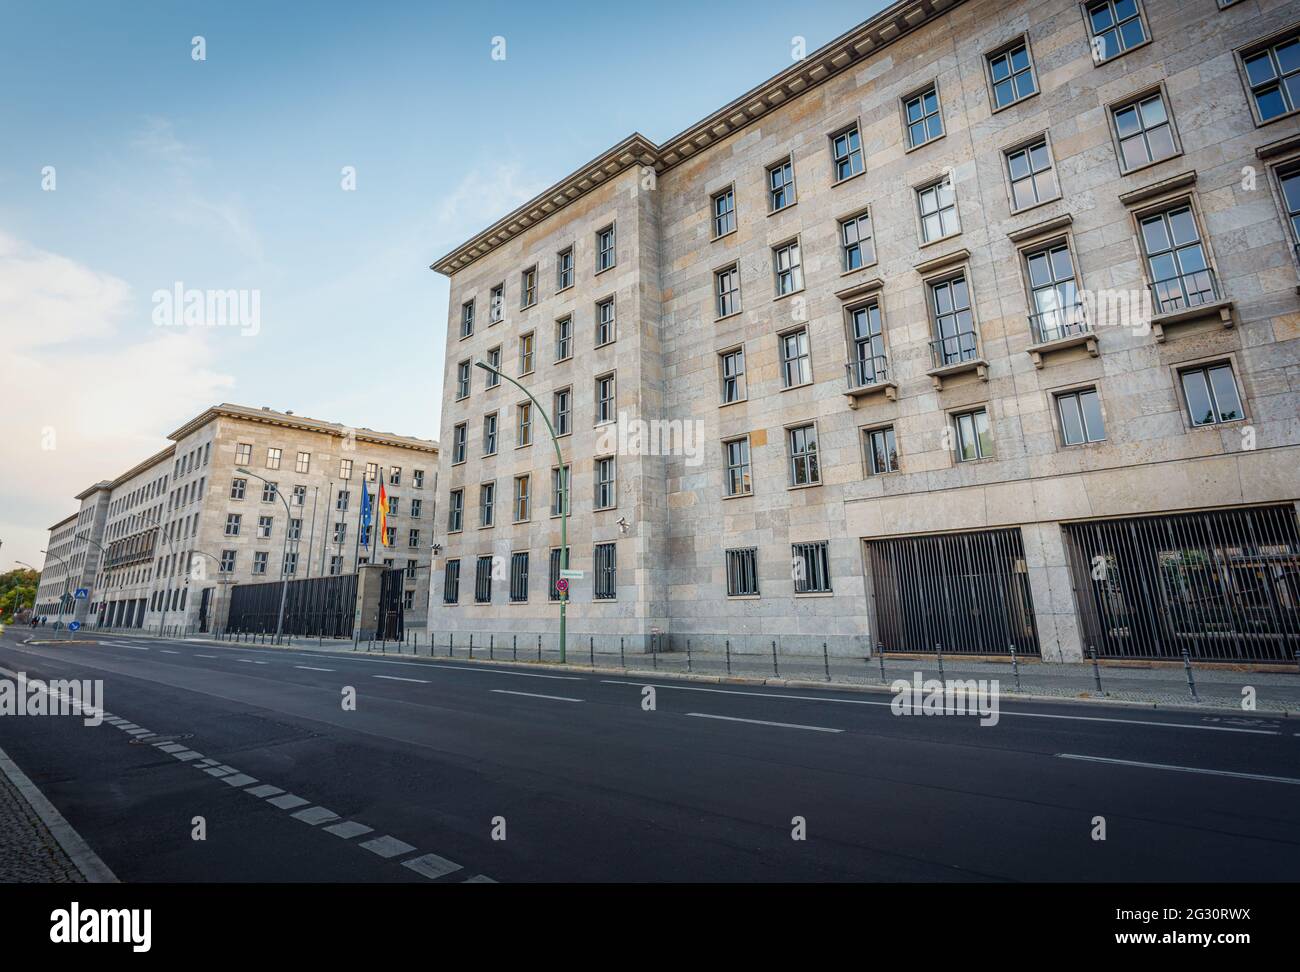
560;569;584;580
555;578;569;594
68;621;81;632
74;588;89;600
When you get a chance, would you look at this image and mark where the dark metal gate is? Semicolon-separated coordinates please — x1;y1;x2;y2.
866;527;1039;655
226;573;358;637
198;587;211;633
376;568;404;641
1063;504;1300;662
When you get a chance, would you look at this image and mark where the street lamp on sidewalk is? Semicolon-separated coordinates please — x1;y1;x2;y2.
237;467;293;643
39;549;72;635
474;359;570;663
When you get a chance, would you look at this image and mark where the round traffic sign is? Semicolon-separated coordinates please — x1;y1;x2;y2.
556;578;569;594
68;621;81;631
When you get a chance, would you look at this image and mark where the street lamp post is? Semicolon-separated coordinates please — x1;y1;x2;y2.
14;560;38;625
475;359;569;663
238;467;292;644
39;549;72;636
74;530;109;628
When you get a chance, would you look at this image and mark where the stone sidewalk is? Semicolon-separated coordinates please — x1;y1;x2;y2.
0;746;88;883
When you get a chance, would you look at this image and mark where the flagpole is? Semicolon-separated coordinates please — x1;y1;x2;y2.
320;480;333;576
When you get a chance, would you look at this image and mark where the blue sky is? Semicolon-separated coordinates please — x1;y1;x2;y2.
0;0;885;568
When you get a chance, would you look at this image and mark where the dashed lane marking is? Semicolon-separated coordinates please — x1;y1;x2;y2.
686;711;843;733
1056;753;1300;786
490;689;582;703
266;794;311;810
373;675;429;683
296;666;335;672
291;806;341;826
358;835;416;859
323;821;373;839
402;852;462;880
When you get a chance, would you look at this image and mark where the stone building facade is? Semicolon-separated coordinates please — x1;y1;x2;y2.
431;0;1300;662
38;404;439;633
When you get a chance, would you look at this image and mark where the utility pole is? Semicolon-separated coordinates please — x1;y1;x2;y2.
238;468;293;643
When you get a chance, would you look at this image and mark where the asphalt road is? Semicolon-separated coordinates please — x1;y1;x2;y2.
1;626;1297;882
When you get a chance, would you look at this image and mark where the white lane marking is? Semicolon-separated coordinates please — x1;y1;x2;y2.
490;689;582;703
222;774;258;787
373;675;429;683
1057;753;1300;786
358;835;416;859
402;852;462;880
160;650;179;654
296;665;335;672
601;680;1282;735
426;663;581;681
686;711;842;733
246;784;285;799
291;806;340;825
267;794;311;810
323;820;373;839
195;654;218;659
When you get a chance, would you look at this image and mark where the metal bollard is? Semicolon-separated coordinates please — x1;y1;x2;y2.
1089;646;1103;693
773;640;780;678
589;636;594;667
823;641;831;681
1010;645;1021;693
513;634;517;661
725;640;731;675
936;646;944;681
686;639;692;673
469;634;474;659
449;633;454;657
490;634;494;660
537;634;542;661
877;642;886;684
1181;649;1199;702
653;646;658;671
620;637;625;668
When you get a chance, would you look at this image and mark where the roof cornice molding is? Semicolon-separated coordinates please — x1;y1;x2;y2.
170;404;438;454
431;0;965;277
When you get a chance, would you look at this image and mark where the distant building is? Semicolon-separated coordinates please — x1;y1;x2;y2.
39;404;438;633
430;0;1300;662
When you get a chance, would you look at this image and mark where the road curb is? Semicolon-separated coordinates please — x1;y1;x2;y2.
0;743;118;883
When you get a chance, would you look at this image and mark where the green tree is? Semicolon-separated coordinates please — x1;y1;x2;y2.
0;568;39;621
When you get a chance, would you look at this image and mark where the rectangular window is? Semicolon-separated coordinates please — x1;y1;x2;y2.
553;387;572;436
551;466;569;517
220;550;236;573
288;519;302;541
848;300;887;387
452;423;467;464
292;484;307;507
485;347;501;387
443;559;460;603
514;474;531;522
865;426;899;475
596;225;616;272
1006;140;1058;211
773;240;803;296
403;590;415;610
235;443;252;465
788;424;821;486
792;541;832;594
1180;363;1244;426
448;489;464;532
230;478;246;500
410;497;422;518
225;513;241;536
329;555;343;576
1112;91;1176;171
406;559;417;580
596;297;616;346
1140;205;1216;313
557;246;574;290
519;331;535;374
521;266;537;308
594;542;617;599
917;179;959;243
1243;33;1300;123
954;408;994;461
1026;242;1084;342
1057;389;1107;445
340;458;353;480
489;283;504;323
480;482;495;527
1087;0;1147;63
830;125;864;181
779;328;811;388
712;262;741;319
365;462;378;482
408;529;419;548
555;316;573;361
510;552;529;603
723;437;752;497
594;456;616;510
266;448;281;470
517;401;533;446
460;300;475;338
384;526;396;547
475;555;492;603
595;373;615;424
840;210;875;271
987;43;1036;110
261;481;278;503
767;157;796;211
333;521;347;543
456;360;471;400
929;273;978;365
549;548;563;601
294;452;310;473
336;488;350;511
257;515;273;539
483;412;498;456
252;551;267;575
719;348;746;404
726;548;759;597
712;186;736;237
904;86;944;148
283;551;298;576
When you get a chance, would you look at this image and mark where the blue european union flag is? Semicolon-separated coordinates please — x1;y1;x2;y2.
360;481;372;548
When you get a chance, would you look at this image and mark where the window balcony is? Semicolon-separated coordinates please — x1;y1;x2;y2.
1026;303;1098;368
843;353;897;405
1148;268;1233;342
926;333;988;390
